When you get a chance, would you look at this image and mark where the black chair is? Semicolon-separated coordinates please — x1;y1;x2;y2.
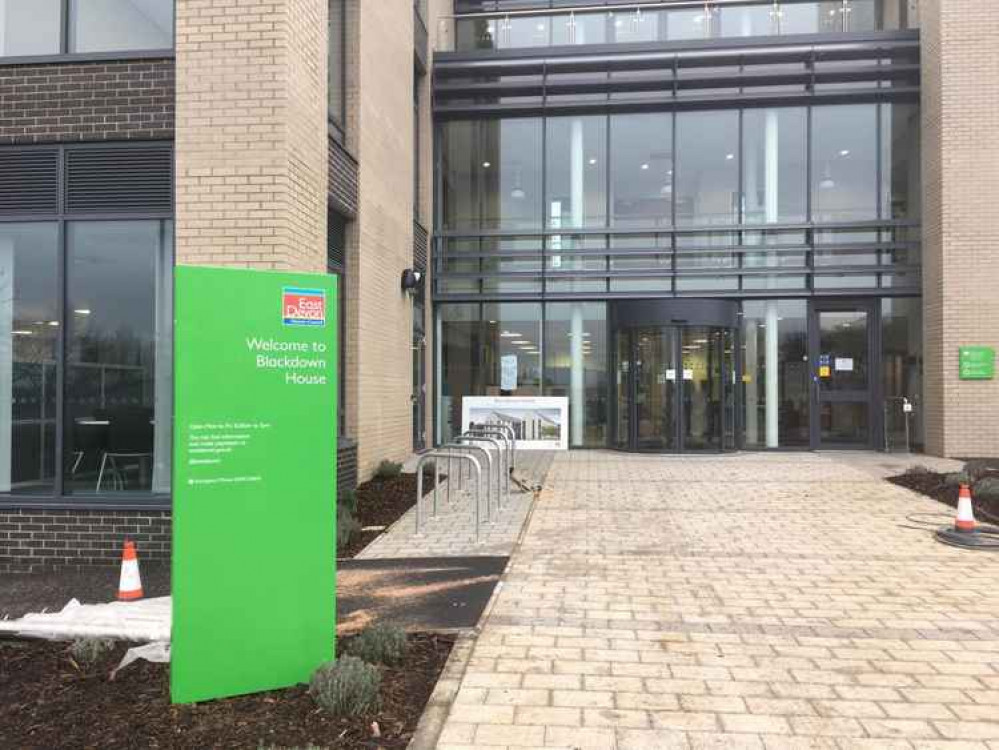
97;407;155;492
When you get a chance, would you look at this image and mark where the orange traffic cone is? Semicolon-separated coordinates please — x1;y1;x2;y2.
117;540;144;601
955;484;977;533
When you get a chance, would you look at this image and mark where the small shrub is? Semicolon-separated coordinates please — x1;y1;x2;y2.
964;459;999;483
309;655;381;717
943;471;970;488
337;505;360;548
339;489;357;514
374;459;402;480
345;623;408;666
69;638;115;669
973;476;999;504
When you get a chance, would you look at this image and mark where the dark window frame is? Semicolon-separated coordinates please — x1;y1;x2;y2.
0;0;175;62
327;208;348;438
0;142;173;511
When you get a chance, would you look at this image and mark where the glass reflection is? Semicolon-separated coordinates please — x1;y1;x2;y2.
0;223;58;494
610;113;672;228
811;104;878;222
676;111;740;227
70;0;174;53
544;303;607;447
442;119;543;231
742;108;807;225
0;0;61;56
741;300;809;447
64;221;172;494
546;116;607;229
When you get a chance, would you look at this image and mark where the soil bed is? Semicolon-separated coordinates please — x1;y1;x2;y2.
0;632;452;750
889;469;999;524
339;471;440;558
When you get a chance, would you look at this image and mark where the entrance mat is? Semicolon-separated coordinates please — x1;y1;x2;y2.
336;556;507;634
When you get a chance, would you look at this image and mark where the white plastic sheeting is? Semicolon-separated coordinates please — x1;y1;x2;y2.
0;596;170;642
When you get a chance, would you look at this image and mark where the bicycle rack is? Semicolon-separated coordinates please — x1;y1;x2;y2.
415;450;483;542
455;434;504;518
477;422;516;472
441;441;494;524
465;428;513;502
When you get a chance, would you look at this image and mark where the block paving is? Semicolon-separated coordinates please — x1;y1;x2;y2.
435;451;999;749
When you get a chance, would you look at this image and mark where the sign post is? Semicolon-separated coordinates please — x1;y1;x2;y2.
171;266;337;704
959;346;996;381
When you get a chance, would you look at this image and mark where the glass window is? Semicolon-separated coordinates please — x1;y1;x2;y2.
743;108;807;225
552;12;607;45
437;303;542;443
845;0;878;31
779;2;844;35
609;10;662;43
882;297;923;450
546;116;607;230
329;0;346;131
455;18;498;51
0;0;61;56
719;5;776;37
675;111;739;227
883;103;920;221
610;113;672;229
665;8;712;40
442;119;543;231
544;303;607;447
811;104;878;223
70;0;174;53
64;221;173;495
0;223;59;495
741;300;809;448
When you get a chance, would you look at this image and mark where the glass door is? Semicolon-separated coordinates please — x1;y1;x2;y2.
810;302;875;448
681;326;721;450
634;327;677;451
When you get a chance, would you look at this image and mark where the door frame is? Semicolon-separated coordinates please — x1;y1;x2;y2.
808;298;881;450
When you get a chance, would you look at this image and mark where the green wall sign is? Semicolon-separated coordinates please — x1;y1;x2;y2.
959;346;996;380
171;266;337;704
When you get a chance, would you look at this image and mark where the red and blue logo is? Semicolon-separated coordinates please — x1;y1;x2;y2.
282;287;326;327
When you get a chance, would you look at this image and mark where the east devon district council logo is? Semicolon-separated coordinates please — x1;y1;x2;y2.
282;287;326;327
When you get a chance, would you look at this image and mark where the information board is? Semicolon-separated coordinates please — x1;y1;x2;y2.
171;266;337;704
959;346;995;380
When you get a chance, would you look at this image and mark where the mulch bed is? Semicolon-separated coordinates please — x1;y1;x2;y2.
0;632;453;750
888;469;999;524
338;471;440;559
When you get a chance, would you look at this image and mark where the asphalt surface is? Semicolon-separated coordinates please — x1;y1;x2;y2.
1;557;508;632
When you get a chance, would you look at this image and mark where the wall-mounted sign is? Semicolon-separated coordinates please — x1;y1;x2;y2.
959;346;995;380
462;396;568;450
819;366;831;378
172;266;337;704
835;357;854;372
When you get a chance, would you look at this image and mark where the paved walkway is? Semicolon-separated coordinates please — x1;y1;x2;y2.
436;451;999;750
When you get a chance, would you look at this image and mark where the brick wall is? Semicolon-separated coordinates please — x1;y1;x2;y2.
921;0;999;457
0;58;174;145
0;509;171;572
174;0;327;271
349;0;418;478
0;439;360;570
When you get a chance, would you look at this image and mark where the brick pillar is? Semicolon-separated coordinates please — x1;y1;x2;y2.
175;0;328;272
921;0;999;457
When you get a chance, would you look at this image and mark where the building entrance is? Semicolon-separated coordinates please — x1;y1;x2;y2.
611;300;738;453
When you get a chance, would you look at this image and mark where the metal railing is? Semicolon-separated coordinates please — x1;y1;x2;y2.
437;0;905;52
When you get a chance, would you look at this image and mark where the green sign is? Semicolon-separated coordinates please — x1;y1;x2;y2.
171;266;337;704
959;346;996;380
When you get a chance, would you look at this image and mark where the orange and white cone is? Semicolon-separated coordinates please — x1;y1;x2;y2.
955;484;977;533
117;540;144;601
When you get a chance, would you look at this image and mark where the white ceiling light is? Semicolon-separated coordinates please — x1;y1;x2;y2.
500;331;519;337
588;157;597;166
482;161;491;168
640;163;649;170
839;149;850;157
